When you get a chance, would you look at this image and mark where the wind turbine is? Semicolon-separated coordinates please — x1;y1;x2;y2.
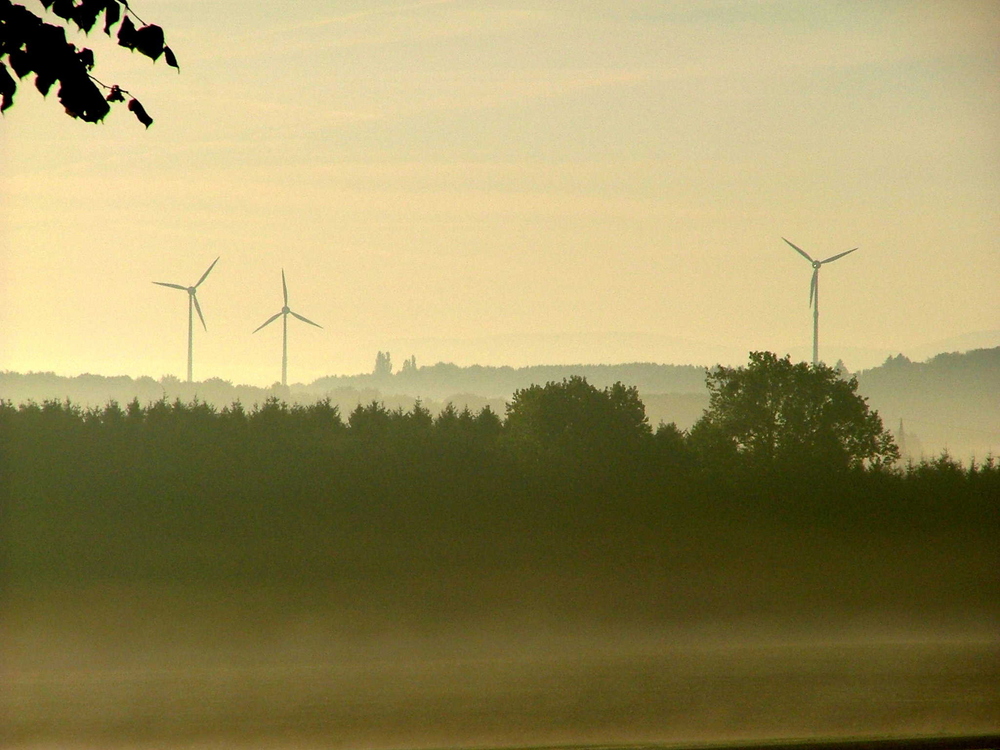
253;269;322;387
153;256;219;383
783;238;857;366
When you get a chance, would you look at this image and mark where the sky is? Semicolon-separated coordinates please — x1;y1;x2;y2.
2;0;998;386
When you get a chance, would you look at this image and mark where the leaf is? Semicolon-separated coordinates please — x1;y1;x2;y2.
59;75;110;122
51;0;74;20
128;97;153;127
72;0;104;33
104;0;121;34
78;48;95;70
133;24;165;61
35;70;57;97
163;46;179;71
117;15;136;49
8;50;33;79
0;63;17;114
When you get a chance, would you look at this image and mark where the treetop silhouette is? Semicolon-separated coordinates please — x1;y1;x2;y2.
504;376;651;462
0;0;177;125
690;351;899;470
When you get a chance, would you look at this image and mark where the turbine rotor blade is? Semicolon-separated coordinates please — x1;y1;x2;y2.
820;247;858;264
783;237;814;263
253;311;283;333
193;294;207;331
281;269;288;307
290;310;322;328
810;268;818;307
195;256;220;287
153;282;188;290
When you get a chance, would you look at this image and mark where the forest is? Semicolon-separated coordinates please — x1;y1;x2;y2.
2;361;996;630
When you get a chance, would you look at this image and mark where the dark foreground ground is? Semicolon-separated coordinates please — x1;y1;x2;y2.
2;581;998;750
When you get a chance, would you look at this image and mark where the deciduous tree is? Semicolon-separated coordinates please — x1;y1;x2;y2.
690;351;899;470
504;376;651;461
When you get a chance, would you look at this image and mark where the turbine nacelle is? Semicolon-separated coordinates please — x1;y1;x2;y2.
153;257;219;331
783;238;857;309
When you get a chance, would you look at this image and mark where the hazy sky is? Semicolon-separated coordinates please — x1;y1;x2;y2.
2;0;998;385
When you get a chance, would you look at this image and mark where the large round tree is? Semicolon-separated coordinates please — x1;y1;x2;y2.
690;351;899;470
504;376;651;462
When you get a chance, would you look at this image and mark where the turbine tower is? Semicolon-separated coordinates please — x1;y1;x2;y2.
783;238;857;366
253;269;322;387
153;256;219;383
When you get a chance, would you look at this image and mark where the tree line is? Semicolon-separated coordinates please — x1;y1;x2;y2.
2;354;996;608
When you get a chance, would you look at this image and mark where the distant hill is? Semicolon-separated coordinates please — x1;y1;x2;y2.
855;347;1000;460
0;372;499;427
311;361;711;429
3;348;997;455
312;361;708;399
0;362;710;431
903;330;1000;363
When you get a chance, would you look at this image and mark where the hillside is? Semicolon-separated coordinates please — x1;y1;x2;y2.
0;362;711;430
312;361;708;399
854;347;1000;461
3;347;998;456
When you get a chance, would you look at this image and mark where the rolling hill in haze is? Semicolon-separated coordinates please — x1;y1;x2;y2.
2;348;998;459
853;347;1000;461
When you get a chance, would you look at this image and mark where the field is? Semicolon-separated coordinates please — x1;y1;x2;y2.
3;572;998;749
